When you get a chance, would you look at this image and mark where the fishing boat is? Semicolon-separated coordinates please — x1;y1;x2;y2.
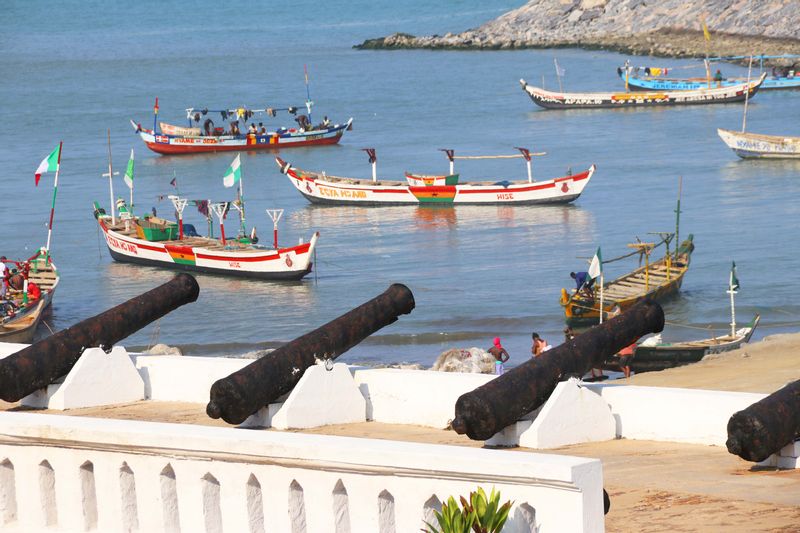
519;73;765;110
618;56;800;91
132;98;352;155
561;235;694;326
94;152;318;280
717;129;800;159
561;181;693;326
0;250;59;343
608;263;759;373
276;148;595;206
623;314;760;373
2;143;64;342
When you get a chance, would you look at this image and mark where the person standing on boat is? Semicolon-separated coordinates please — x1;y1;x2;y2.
570;271;595;299
488;337;509;375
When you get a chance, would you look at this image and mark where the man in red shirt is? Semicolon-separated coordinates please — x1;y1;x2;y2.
27;281;41;302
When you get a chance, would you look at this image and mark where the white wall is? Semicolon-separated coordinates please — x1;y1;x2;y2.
0;412;605;533
353;368;495;428
585;383;767;446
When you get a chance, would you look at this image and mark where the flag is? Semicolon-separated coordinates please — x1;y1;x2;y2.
124;149;134;189
170;177;177;188
730;261;740;291
588;247;602;279
223;154;241;188
195;199;209;218
34;145;61;186
701;19;711;42
554;58;566;77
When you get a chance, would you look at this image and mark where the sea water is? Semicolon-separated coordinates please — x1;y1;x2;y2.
1;0;799;368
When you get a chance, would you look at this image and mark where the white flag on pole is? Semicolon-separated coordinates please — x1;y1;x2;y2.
588;246;602;279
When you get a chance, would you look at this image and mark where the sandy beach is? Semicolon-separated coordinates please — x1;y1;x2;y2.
2;331;799;531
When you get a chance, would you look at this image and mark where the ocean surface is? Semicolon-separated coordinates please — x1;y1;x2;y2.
2;1;799;368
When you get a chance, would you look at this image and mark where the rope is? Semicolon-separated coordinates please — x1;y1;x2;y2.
451;153;545;160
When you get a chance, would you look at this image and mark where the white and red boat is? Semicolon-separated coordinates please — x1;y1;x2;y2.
94;206;318;280
276;148;595;206
94;152;318;280
132;98;352;155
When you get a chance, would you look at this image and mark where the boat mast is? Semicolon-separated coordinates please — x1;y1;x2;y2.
153;97;159;134
742;55;754;133
440;149;455;175
674;176;682;252
210;202;228;245
728;262;739;337
266;209;283;249
362;148;377;182
304;65;313;122
103;130;118;225
516;147;533;182
169;195;188;240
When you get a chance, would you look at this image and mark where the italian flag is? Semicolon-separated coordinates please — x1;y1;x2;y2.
223;154;241;188
35;144;61;186
124;149;135;189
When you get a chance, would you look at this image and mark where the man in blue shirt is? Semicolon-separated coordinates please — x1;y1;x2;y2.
570;271;595;298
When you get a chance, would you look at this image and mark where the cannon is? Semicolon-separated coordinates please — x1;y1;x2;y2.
726;379;800;462
451;299;665;440
207;283;415;425
0;273;199;402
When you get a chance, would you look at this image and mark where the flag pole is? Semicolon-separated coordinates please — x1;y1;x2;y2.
105;130;117;225
45;141;63;254
239;160;246;237
728;265;738;337
304;65;312;122
599;271;605;324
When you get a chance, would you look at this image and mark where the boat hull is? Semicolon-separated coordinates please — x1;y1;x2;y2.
619;69;800;91
607;315;760;373
98;218;318;281
717;128;800;159
520;74;765;110
0;256;59;343
278;158;595;206
133;119;352;155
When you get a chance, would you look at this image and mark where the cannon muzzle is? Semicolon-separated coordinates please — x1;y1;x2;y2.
451;299;664;440
0;273;199;402
726;379;800;462
207;283;415;425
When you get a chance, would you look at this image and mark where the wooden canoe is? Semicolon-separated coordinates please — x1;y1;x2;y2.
717;128;800;159
561;235;695;327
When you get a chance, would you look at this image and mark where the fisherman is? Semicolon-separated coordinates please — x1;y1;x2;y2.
616;339;637;379
248;123;257;135
322;115;331;127
570;271;595;298
714;69;723;87
488;337;510;375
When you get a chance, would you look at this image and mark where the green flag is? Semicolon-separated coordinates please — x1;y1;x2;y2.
124;149;134;189
730;261;740;291
223;154;241;188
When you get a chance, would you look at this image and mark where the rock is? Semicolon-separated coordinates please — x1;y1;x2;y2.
354;1;800;61
432;347;495;374
143;343;182;356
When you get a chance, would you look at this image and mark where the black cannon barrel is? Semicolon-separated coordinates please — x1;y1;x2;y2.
0;273;199;402
207;283;415;425
726;379;800;462
451;299;664;440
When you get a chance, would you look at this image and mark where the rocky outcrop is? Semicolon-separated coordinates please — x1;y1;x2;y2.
356;0;800;60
